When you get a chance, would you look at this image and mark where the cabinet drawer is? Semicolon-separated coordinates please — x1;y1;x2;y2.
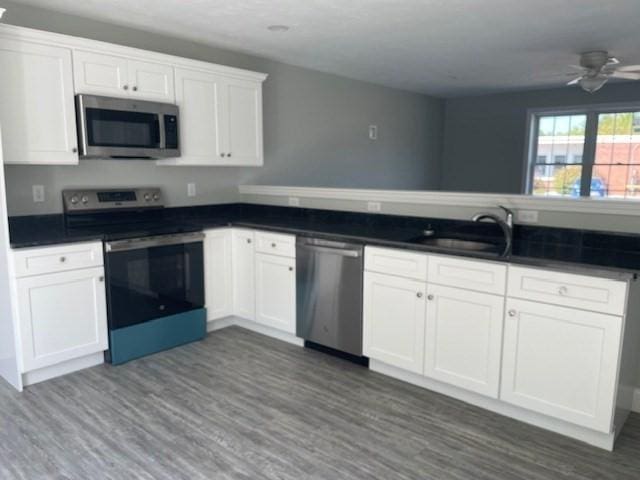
255;231;295;258
365;246;427;281
13;242;103;277
428;254;506;295
507;266;627;315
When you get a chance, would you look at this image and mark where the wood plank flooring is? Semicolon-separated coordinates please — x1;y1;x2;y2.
1;326;639;480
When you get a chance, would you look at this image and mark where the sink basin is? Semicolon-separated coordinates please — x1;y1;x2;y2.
407;235;502;254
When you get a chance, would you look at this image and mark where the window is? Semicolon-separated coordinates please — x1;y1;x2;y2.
527;107;640;199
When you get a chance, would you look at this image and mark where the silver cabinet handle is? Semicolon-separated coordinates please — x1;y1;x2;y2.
72;147;78;153
220;153;225;157
558;286;568;295
59;256;66;263
246;238;252;244
227;153;232;157
427;294;434;301
271;243;277;248
289;267;293;272
123;85;129;90
508;309;517;317
132;86;138;91
98;276;104;282
417;292;423;298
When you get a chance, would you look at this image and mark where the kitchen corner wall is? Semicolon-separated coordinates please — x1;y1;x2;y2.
0;0;444;217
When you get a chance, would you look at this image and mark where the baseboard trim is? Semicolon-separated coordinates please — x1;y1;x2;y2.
207;316;304;347
22;352;104;387
370;360;616;451
633;388;640;413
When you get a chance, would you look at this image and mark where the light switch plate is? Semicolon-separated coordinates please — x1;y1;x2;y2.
32;185;45;203
367;201;382;212
187;183;196;197
368;125;378;140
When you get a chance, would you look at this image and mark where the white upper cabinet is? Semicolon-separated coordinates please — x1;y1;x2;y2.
126;59;174;101
166;68;226;164
0;39;78;165
73;51;175;102
424;284;504;398
501;298;622;433
160;68;265;166
73;50;128;96
224;78;263;166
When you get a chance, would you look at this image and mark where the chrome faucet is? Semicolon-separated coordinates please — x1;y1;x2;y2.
472;205;514;257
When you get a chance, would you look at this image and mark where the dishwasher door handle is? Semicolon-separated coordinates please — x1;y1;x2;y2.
298;244;362;258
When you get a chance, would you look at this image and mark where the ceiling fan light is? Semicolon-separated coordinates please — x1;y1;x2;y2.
579;75;607;93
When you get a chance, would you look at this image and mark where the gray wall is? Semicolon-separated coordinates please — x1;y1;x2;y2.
1;0;443;216
440;82;640;193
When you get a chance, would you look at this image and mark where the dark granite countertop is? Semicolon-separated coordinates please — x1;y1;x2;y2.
8;203;640;280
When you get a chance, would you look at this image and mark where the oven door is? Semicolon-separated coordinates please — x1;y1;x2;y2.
76;94;180;158
104;233;205;331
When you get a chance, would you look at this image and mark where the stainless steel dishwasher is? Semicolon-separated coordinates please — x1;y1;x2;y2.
296;237;365;360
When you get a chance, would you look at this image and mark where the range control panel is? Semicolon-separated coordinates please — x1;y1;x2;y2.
62;188;164;213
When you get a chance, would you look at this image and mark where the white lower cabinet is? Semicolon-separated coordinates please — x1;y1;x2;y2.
363;271;426;374
255;253;296;333
424;284;504;398
500;298;622;433
232;229;256;321
16;266;108;372
204;229;233;320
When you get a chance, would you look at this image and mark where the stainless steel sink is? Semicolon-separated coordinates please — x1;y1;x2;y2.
407;235;502;254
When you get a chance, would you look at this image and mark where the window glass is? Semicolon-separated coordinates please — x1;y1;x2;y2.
531;114;586;197
594;111;640;199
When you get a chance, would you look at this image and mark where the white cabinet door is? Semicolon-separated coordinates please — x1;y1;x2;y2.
127;59;175;102
16;267;108;372
0;39;78;165
255;253;296;333
204;229;233;321
424;285;504;398
363;272;426;374
232;229;256;320
166;68;226;165
222;78;263;166
73;50;129;96
501;298;622;433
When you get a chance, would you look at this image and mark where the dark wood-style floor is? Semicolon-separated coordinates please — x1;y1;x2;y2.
1;327;639;480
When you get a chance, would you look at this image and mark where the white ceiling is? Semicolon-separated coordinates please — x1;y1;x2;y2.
15;0;640;97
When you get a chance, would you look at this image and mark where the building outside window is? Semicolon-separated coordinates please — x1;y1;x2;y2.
526;107;640;199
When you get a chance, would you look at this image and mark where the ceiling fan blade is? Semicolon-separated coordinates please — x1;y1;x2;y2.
617;65;640;72
610;71;640;80
567;77;582;85
568;64;586;71
607;56;620;65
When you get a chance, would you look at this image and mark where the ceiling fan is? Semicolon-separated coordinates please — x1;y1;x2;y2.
567;51;640;93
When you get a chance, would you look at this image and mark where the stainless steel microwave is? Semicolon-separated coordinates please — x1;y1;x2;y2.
76;94;180;159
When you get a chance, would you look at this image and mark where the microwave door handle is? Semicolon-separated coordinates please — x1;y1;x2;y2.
158;113;166;149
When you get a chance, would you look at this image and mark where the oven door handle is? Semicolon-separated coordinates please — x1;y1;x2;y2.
105;232;205;252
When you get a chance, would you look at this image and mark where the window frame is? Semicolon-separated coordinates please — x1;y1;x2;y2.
523;102;640;198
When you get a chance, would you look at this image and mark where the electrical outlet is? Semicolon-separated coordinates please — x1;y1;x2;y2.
32;185;45;203
187;183;196;197
517;210;539;223
367;201;382;212
288;197;300;207
368;125;378;140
